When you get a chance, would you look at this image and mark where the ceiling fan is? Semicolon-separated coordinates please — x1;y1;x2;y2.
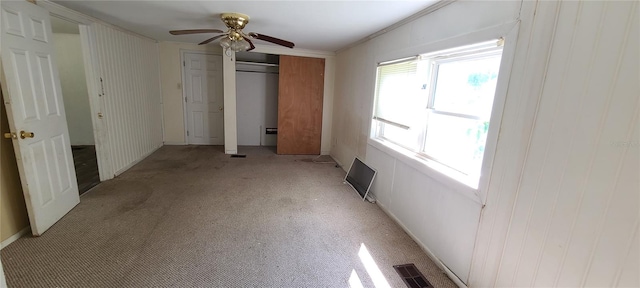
169;13;295;53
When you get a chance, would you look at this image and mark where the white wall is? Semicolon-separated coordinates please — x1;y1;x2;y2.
332;0;639;287
331;1;521;284
222;52;238;154
236;68;278;146
53;33;94;145
158;42;335;155
92;23;163;176
470;1;639;287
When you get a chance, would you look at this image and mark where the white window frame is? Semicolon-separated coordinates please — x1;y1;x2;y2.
372;39;505;188
419;45;504;175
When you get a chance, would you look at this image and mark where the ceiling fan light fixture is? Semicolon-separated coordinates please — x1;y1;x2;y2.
229;39;250;52
220;37;232;49
221;36;251;53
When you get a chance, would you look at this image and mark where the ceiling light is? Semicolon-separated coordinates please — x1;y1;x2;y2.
220;36;251;56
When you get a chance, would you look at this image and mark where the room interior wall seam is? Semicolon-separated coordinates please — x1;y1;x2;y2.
158;44;166;145
467;1;566;286
491;1;563;284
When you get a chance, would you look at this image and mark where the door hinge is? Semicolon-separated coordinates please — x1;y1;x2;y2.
187;131;189;136
185;97;187;102
99;77;105;96
183;61;185;67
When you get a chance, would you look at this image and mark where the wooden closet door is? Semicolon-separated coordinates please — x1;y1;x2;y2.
277;55;325;155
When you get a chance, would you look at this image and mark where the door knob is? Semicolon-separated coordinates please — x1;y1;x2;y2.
3;132;16;139
20;131;34;139
219;106;224;111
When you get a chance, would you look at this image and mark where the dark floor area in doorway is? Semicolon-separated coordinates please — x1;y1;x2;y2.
71;145;100;195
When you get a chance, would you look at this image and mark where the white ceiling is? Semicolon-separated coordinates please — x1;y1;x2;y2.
52;0;439;52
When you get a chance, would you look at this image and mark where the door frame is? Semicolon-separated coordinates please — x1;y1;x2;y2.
37;1;113;180
180;49;222;145
220;45;336;155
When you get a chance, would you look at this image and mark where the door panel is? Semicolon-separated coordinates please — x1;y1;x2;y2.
277;55;325;155
1;0;80;235
185;53;223;145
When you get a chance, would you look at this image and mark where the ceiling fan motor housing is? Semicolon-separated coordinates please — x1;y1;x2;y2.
221;13;250;30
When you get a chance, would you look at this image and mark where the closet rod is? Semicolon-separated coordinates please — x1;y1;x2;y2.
236;61;279;67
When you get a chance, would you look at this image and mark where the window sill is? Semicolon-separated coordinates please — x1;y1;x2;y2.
367;138;482;205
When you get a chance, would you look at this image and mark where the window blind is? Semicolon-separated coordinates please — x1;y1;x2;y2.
373;59;420;129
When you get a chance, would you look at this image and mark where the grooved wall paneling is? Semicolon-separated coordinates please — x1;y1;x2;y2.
92;23;162;175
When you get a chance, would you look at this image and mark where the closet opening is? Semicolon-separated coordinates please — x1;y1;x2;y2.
235;52;279;153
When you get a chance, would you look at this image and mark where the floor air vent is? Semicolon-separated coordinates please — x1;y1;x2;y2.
393;263;433;288
230;154;246;158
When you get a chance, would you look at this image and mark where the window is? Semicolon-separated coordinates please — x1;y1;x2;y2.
372;40;503;185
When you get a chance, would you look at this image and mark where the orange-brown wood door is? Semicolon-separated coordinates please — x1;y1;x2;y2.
277;55;325;155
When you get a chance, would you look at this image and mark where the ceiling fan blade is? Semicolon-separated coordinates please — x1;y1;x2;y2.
249;32;294;49
245;37;256;51
199;34;227;45
170;29;224;35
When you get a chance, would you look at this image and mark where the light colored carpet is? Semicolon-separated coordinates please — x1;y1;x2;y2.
1;146;455;288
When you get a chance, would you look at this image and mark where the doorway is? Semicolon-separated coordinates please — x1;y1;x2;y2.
182;52;224;145
235;52;279;150
50;16;99;195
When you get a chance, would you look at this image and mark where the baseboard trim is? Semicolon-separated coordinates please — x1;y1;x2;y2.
1;226;30;250
163;141;186;145
114;145;162;177
376;202;468;288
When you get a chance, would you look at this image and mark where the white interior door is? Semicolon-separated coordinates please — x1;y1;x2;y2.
1;0;80;236
184;53;223;145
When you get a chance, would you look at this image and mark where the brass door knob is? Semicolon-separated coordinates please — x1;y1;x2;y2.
20;131;34;139
3;132;16;139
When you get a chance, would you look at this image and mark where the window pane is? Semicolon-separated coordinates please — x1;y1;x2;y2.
379;121;423;152
432;54;502;118
374;60;426;128
423;113;489;175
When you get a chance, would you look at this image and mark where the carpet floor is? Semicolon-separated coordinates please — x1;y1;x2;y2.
1;146;455;288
